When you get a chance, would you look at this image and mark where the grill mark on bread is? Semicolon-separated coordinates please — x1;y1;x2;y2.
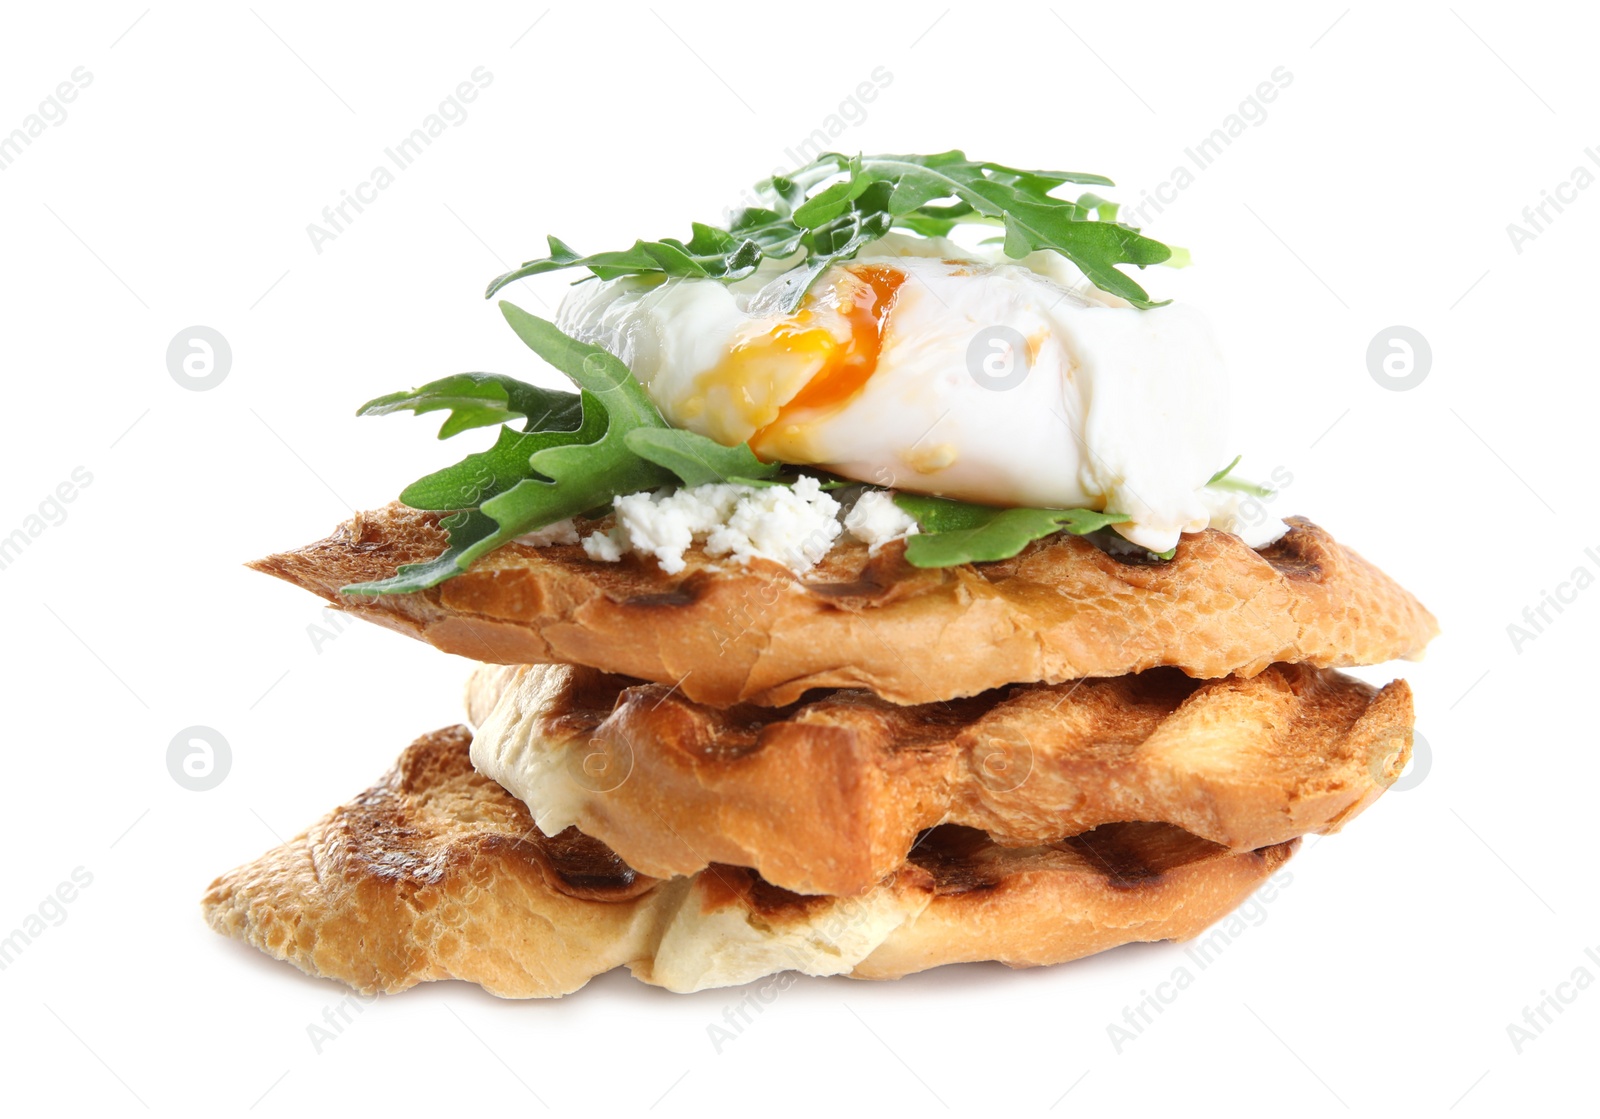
1102;546;1173;568
622;589;701;608
695;865;835;919
344;725;655;902
1064;825;1170;890
489;828;646;900
904;826;1006;894
806;579;887;599
802;546;917;603
1258;532;1325;580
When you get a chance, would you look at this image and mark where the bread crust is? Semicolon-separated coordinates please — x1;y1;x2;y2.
203;726;1295;997
252;504;1438;707
465;661;1409;897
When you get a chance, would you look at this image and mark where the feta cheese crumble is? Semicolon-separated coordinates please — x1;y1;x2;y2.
581;475;843;575
843;489;920;552
513;519;580;547
515;478;1283;576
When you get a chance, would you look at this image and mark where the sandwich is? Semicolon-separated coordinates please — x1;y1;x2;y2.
205;150;1436;996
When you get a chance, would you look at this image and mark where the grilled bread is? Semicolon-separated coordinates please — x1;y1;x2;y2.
253;504;1438;707
463;661;1409;897
203;726;1296;998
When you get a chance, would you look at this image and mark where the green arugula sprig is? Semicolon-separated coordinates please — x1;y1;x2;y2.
342;303;779;596
486;151;1175;310
891;450;1267;567
1205;454;1275;497
892;493;1130;568
357;373;584;440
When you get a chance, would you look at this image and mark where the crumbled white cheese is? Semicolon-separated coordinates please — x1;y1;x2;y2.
843;489;920;552
514;519;580;547
582;530;625;562
582;476;843;575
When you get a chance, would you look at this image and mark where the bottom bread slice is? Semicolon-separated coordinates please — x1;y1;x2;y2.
203;725;1296;998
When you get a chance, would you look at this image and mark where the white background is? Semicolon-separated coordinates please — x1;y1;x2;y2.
1;2;1595;1114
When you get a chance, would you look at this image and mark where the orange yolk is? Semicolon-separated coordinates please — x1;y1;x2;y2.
772;265;906;416
691;265;904;456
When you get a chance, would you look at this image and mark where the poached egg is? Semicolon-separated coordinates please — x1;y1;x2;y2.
556;234;1237;553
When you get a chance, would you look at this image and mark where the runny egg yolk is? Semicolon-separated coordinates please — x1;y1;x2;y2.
688;265;904;456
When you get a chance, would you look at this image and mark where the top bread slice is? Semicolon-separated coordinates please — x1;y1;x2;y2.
252;503;1438;707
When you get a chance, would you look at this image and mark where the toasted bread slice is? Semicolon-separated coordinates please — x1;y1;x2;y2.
251;505;1437;707
464;662;1409;897
203;726;1296;998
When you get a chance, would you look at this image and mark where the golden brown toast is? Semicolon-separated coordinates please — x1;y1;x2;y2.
252;504;1438;707
464;661;1409;897
202;726;1296;998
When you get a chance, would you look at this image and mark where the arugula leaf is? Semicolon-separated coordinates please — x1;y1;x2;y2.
892;493;1129;568
343;307;779;596
485;150;1175;311
1208;455;1243;486
487;229;754;289
624;428;781;488
1075;192;1120;222
486;206;807;297
397;394;604;510
750;180;898;313
1210;477;1274;498
344;304;677;595
777;152;1171;308
358;373;582;439
1206;455;1274;497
